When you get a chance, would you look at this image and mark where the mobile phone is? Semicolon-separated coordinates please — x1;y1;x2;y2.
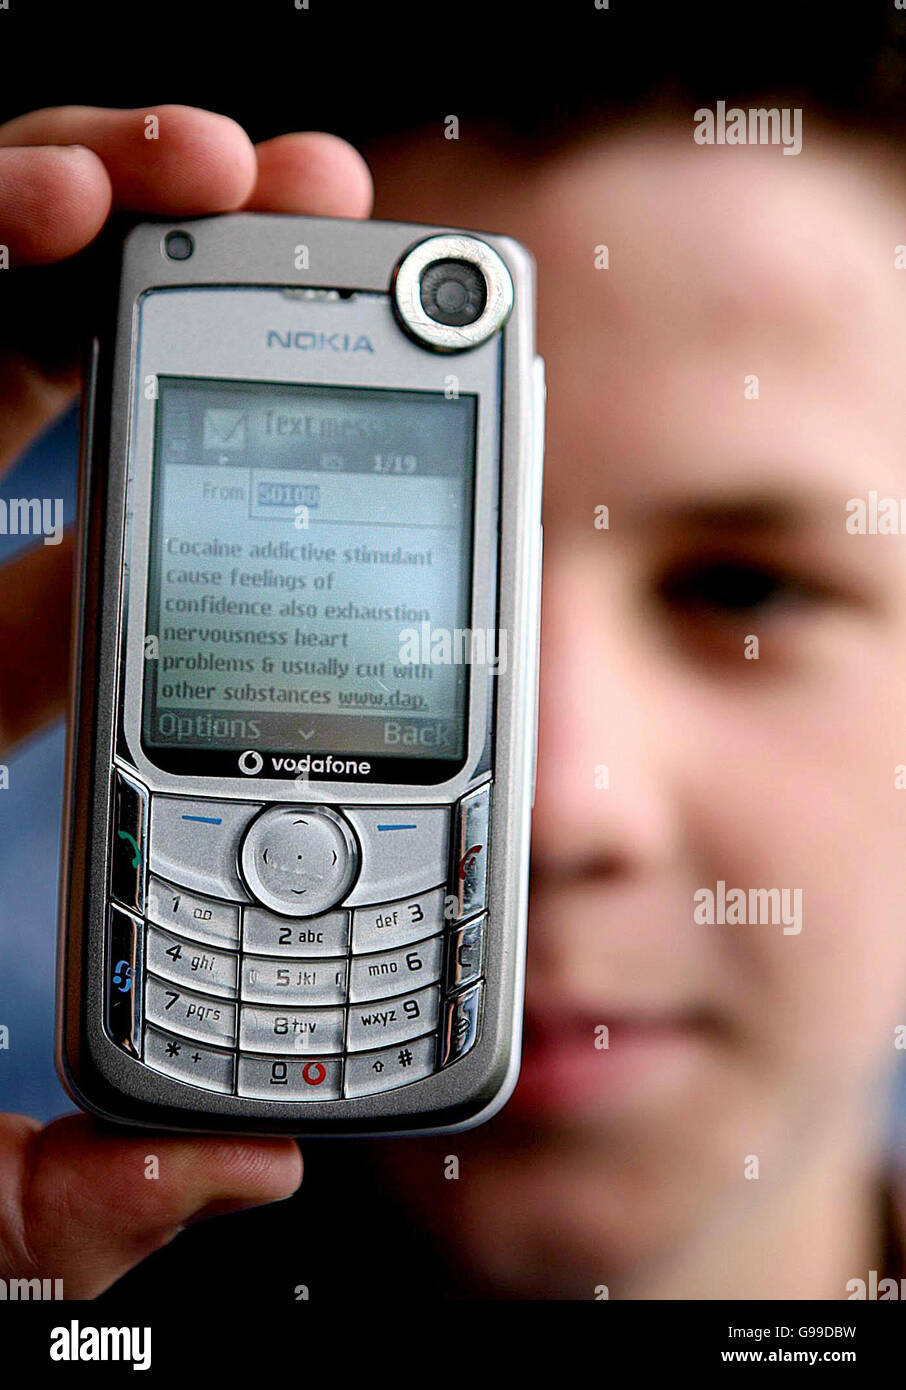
57;213;544;1135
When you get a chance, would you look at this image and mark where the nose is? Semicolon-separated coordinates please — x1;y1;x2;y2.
531;540;682;887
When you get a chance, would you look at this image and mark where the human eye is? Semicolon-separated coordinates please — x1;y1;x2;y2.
655;555;813;618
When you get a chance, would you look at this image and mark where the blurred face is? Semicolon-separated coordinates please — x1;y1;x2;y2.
365;125;906;1295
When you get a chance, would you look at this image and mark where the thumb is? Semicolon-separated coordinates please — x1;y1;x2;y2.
0;1112;302;1299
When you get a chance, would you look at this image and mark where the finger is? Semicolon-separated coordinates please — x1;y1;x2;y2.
0;145;112;265
0;106;259;481
0;116;371;479
0;1113;302;1299
0;105;259;213
0;532;73;753
245;132;373;216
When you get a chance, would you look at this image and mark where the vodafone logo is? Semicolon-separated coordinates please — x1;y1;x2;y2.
238;749;263;775
302;1062;326;1086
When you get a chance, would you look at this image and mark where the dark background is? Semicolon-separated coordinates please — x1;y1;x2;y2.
1;0;904;150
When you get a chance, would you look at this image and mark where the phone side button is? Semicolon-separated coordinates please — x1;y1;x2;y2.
105;905;144;1058
143;1024;235;1095
445;917;486;993
449;785;490;922
344;1032;437;1098
440;981;484;1067
110;770;149;915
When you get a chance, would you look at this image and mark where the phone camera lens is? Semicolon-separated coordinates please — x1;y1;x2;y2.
164;230;194;261
393;234;513;350
419;259;486;327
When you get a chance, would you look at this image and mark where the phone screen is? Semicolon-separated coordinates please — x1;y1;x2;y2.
140;376;478;782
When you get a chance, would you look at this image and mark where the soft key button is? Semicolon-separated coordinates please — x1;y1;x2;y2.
147;876;240;949
240;805;358;916
341;807;449;906
150;796;260;900
346;984;440;1052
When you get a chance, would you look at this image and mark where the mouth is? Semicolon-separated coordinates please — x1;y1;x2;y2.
507;1003;724;1121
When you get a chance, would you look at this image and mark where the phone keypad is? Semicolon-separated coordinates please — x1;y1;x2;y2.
344;1033;437;1099
237;1054;343;1102
104;777;490;1103
346;984;441;1052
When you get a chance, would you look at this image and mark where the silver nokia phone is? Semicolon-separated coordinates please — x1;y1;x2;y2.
57;214;544;1135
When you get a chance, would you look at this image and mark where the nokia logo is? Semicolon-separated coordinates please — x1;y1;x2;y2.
266;331;374;353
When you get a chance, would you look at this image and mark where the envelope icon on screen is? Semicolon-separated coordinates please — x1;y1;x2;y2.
203;409;248;451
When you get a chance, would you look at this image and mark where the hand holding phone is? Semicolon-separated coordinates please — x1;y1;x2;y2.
0;109;380;1295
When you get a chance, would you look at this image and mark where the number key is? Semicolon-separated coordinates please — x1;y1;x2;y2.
147;875;240;949
240;955;348;1006
349;933;443;1003
351;887;445;953
146;924;238;997
346;984;440;1052
145;973;237;1046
